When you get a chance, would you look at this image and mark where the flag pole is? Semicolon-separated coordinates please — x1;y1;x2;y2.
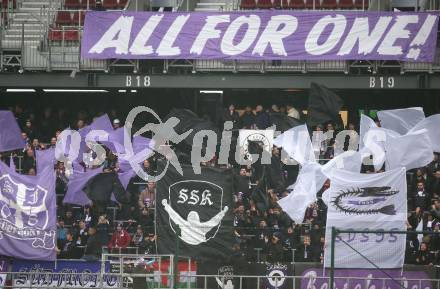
330;227;336;289
174;227;180;289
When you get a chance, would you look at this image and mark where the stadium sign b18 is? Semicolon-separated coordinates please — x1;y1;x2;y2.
81;11;438;62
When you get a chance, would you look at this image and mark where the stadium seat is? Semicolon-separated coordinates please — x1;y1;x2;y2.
257;0;272;9
240;0;256;9
289;0;304;8
354;0;368;9
72;11;85;25
64;0;80;9
338;0;353;8
305;0;320;9
79;0;95;8
321;0;336;8
48;29;63;41
103;0;118;9
64;29;80;41
55;11;73;26
117;0;128;8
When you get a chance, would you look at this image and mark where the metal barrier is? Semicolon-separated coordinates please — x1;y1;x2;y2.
6;271;440;289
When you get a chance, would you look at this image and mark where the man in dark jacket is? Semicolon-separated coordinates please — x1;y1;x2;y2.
83;227;101;261
223;104;240;129
58;232;77;259
413;182;429;210
140;233;157;255
266;232;284;263
255;105;271;129
295;235;314;262
240;106;255;129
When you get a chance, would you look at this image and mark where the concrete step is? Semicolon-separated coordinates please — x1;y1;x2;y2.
9;22;45;28
197;2;226;5
4;35;42;41
6;29;43;35
194;6;223;10
22;0;58;2
12;12;43;18
18;7;44;12
21;3;52;6
198;0;226;3
12;14;47;22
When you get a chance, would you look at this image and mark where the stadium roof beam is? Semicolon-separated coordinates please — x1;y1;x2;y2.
0;73;439;90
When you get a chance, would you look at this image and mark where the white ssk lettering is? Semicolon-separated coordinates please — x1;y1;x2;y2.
177;189;213;206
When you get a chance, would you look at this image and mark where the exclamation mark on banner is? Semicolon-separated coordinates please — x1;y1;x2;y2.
406;15;438;60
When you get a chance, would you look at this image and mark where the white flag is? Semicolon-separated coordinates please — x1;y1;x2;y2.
377;107;425;135
416;219;423;246
359;115;377;151
278;162;323;224
409;114;440;153
384;129;434;170
323;167;407;269
273;125;315;165
322;150;363;177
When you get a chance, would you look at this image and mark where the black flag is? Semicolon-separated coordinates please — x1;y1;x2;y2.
83;172;128;203
164;108;219;147
269;112;303;132
156;161;233;259
307;82;343;127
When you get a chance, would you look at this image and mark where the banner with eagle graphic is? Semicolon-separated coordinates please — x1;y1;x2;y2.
323;168;407;269
156;161;234;259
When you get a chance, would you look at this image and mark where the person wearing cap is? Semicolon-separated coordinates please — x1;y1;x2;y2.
108;223;131;252
113;118;121;129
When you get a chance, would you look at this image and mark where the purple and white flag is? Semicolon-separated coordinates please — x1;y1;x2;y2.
77;114;113;162
0;161;56;260
323;167;407;268
81;12;439;62
0;111;25;152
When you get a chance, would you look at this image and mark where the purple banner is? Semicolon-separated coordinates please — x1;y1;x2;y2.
301;268;434;289
0;161;56;260
81;11;439;62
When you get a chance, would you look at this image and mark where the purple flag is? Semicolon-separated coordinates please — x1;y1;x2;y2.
82;11;439;62
117;161;136;190
0;161;56;260
77;114;114;162
63;167;102;206
0;111;25;152
36;148;56;175
103;127;128;155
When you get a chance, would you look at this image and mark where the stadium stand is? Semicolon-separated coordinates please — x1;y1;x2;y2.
1;104;439;265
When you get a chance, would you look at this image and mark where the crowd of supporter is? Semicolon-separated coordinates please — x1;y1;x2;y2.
0;104;439;266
